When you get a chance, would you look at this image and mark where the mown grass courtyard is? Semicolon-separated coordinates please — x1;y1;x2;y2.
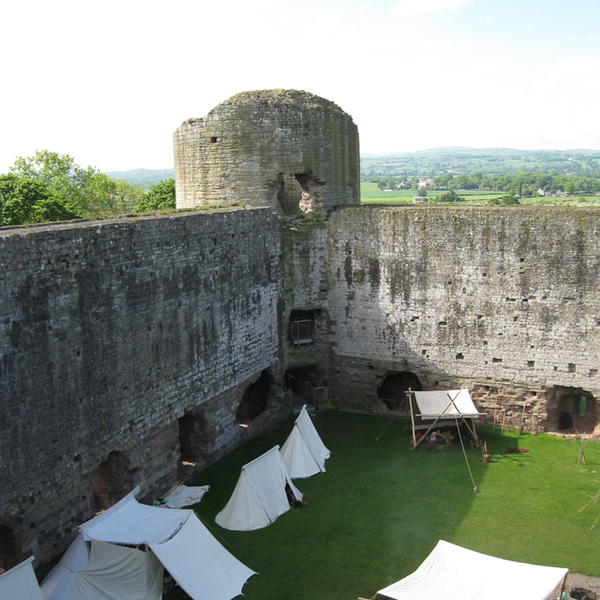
167;411;600;600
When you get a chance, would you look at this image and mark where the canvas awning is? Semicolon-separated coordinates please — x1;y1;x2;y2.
413;389;481;420
377;540;568;600
280;405;330;479
0;557;44;600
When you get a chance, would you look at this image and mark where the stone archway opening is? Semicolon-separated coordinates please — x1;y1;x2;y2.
554;387;597;433
92;451;135;512
377;371;423;412
236;369;277;425
0;526;18;572
178;408;210;476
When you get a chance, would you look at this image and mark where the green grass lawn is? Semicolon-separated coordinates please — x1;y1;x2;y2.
167;412;600;600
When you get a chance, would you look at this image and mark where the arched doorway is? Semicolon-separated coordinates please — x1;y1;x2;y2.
377;372;423;411
236;369;277;424
556;388;597;433
92;451;135;512
0;526;18;572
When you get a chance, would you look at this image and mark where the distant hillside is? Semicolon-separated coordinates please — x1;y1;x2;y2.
361;147;600;179
105;168;174;190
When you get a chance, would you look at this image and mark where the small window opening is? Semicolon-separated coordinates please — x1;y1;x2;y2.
288;309;318;347
210;137;218;144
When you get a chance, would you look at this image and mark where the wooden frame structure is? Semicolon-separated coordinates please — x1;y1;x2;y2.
408;388;481;451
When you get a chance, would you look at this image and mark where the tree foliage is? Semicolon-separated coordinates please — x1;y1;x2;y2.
8;150;145;220
0;174;80;226
136;178;176;212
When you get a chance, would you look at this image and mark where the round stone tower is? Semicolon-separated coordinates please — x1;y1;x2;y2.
173;89;360;214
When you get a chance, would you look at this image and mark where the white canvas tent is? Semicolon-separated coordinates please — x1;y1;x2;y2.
409;389;482;450
280;405;331;479
377;540;568;600
41;537;163;600
215;446;303;531
41;488;255;600
0;557;44;600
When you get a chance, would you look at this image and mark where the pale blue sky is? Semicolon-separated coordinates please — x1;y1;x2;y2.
1;0;599;172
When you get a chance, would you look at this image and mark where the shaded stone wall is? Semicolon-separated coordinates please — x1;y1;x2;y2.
0;208;285;572
325;206;600;431
174;90;360;213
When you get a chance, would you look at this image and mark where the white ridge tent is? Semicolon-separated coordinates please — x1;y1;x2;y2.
0;557;44;600
377;540;568;600
409;389;482;450
280;405;331;479
215;446;303;531
41;488;255;600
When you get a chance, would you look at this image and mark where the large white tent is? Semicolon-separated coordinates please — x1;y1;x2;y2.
377;540;568;600
0;557;44;600
41;488;255;600
215;446;303;531
280;405;330;479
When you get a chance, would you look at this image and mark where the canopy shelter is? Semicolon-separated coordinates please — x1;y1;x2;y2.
377;540;568;600
41;488;255;600
280;405;331;479
0;557;44;600
215;446;303;531
409;389;481;450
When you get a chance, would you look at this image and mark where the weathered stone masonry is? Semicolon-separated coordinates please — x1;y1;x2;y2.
0;209;284;573
1;89;599;576
324;206;600;431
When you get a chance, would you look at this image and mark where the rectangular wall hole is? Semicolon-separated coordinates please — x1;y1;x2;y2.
492;358;502;364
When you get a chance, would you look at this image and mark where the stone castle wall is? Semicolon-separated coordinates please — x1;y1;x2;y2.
173;90;360;213
0;208;284;572
324;206;600;431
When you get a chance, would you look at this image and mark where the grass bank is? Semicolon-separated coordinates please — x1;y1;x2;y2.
167;411;600;599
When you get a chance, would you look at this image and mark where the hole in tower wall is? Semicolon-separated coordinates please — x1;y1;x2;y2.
236;369;275;424
276;173;303;215
275;172;326;215
92;451;135;512
0;526;18;572
377;371;423;412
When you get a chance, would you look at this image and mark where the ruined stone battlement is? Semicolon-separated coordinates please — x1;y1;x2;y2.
173;89;360;213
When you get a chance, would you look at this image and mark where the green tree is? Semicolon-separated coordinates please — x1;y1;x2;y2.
9;150;145;220
0;174;80;226
136;178;176;212
10;150;96;216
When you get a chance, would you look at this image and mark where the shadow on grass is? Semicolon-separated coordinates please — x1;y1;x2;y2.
167;412;600;600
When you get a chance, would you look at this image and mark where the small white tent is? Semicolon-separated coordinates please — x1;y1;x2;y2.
280;405;330;479
41;488;255;600
377;540;568;600
215;446;303;531
0;557;44;600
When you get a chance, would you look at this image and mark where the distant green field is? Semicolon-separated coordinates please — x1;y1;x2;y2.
360;183;600;206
